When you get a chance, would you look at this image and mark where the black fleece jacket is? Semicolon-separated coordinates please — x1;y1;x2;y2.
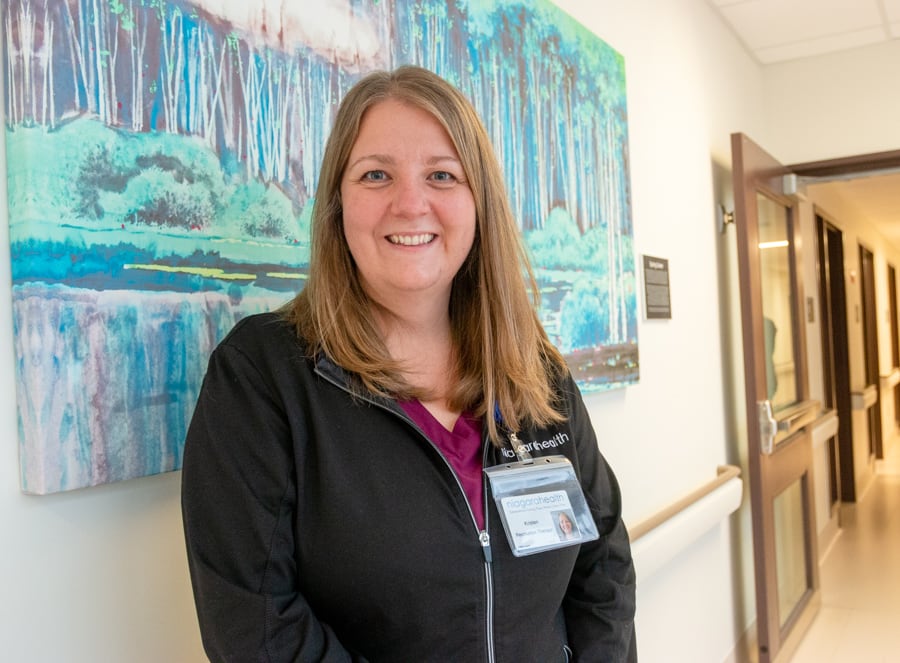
181;312;636;662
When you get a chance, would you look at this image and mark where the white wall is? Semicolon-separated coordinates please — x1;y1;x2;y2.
763;40;900;165
4;1;897;662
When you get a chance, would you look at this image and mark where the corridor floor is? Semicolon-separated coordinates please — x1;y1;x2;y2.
788;442;900;663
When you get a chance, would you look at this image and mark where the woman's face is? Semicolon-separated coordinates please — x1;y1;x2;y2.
340;99;476;312
559;513;573;533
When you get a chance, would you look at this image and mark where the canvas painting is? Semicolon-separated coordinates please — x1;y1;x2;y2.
3;0;638;494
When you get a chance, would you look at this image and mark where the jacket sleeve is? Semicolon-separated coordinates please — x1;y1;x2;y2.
560;375;637;663
181;340;365;663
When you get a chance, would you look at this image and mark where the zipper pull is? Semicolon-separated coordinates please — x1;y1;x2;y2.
479;530;492;563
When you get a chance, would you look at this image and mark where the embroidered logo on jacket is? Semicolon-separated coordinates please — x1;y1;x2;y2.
500;431;571;459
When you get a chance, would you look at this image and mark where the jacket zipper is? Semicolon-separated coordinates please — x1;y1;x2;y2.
480;441;496;663
314;367;497;662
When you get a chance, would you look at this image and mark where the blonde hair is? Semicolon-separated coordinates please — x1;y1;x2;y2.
285;65;565;444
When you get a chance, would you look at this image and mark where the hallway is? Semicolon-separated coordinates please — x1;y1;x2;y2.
788;443;900;662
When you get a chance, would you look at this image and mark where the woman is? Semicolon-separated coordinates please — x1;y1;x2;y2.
557;511;579;541
182;65;636;662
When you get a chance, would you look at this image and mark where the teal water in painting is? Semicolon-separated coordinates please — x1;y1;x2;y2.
12;286;286;493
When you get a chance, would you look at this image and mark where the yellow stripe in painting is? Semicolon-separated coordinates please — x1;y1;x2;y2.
266;272;308;280
124;264;256;281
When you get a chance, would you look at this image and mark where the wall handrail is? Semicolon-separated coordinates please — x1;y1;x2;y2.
850;384;878;410
626;464;743;582
628;464;742;542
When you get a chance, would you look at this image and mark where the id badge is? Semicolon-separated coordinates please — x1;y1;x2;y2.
484;455;599;557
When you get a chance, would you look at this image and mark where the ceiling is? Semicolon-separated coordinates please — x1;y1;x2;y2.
707;0;900;65
706;0;900;249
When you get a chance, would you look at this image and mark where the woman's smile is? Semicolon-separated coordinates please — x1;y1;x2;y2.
387;233;437;246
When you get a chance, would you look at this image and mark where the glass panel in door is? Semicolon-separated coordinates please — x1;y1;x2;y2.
757;193;798;412
773;476;810;629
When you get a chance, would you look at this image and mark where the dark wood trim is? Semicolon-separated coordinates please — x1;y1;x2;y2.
788;149;900;178
889;264;899;369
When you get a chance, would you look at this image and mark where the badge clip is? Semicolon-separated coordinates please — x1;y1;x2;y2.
509;432;534;464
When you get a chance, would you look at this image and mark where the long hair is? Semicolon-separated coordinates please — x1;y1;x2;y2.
284;65;566;444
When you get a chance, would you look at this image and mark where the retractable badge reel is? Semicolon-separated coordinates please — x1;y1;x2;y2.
484;419;598;557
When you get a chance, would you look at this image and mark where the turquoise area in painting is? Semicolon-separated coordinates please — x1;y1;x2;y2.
4;0;638;493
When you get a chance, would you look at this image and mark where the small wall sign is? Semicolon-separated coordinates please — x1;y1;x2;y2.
642;255;672;319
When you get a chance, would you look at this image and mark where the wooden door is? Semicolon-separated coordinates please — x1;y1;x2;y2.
732;133;821;663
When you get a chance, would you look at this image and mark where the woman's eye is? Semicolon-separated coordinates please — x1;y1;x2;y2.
361;170;388;182
430;171;457;183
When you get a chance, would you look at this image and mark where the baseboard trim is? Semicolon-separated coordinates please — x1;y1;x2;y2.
722;621;757;663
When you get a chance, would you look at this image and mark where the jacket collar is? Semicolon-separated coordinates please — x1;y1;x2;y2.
313;353;407;417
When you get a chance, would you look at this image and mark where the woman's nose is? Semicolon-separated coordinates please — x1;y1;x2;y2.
390;177;429;218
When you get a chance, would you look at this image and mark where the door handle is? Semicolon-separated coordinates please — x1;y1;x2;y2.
777;411;807;433
775;399;821;435
757;400;776;455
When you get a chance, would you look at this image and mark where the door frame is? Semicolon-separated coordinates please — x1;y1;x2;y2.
814;214;848;522
858;242;883;460
888;264;900;434
787;149;900;179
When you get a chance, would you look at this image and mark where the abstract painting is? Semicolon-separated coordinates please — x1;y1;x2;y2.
3;0;637;494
